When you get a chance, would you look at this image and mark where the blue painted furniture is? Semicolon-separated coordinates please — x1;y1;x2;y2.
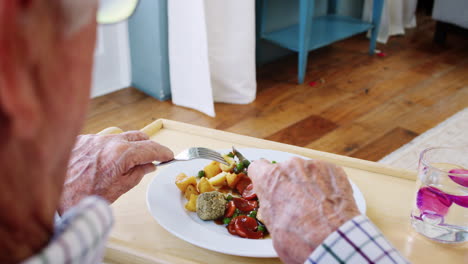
128;0;171;100
258;0;384;84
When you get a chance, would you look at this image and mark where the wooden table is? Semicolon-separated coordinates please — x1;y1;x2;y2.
102;119;467;264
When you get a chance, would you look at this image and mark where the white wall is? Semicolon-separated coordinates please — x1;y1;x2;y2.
91;21;131;98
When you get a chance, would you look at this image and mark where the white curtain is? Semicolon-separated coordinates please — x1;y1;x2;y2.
168;0;256;117
363;0;418;43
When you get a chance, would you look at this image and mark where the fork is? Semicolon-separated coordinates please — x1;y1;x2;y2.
154;147;229;166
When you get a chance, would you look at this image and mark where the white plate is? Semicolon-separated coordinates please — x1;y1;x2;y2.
146;148;366;258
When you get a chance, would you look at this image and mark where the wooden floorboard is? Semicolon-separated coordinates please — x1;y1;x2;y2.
265;115;338;147
349;127;419;161
83;13;468;162
305;122;380;156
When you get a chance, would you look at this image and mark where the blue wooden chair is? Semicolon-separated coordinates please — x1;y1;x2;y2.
258;0;385;84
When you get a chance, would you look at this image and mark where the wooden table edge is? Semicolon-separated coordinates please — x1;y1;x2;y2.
139;119;417;181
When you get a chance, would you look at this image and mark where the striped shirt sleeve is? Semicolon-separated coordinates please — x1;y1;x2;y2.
22;196;114;264
305;215;410;264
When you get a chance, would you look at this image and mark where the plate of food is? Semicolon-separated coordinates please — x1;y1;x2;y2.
146;148;366;258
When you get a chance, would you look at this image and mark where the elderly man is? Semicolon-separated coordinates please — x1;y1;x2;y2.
0;1;408;263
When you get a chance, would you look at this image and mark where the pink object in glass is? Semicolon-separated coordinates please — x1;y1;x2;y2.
416;186;452;216
446;194;468;208
448;169;468;187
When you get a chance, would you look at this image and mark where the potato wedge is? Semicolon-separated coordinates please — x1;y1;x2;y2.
175;173;197;192
185;194;198;212
184;184;199;200
257;210;264;223
219;155;235;172
208;172;227;186
197;177;215;193
204;161;222;178
226;172;242;188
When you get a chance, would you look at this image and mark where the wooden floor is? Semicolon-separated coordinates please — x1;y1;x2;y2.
83;14;468;162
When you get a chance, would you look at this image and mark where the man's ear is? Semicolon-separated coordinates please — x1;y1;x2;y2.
0;0;41;140
0;66;42;140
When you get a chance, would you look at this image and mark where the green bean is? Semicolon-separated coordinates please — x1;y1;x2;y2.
198;170;206;178
248;210;257;219
257;225;266;232
223;217;232;225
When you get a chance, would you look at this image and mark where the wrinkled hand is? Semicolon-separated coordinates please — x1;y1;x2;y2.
248;157;360;264
59;131;173;214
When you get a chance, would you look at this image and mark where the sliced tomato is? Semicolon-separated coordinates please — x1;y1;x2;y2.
224;201;236;218
233;216;263;239
233;217;247;238
235;174;251;194
244;228;264;239
227;219;237;235
233;197;258;212
241;183;257;200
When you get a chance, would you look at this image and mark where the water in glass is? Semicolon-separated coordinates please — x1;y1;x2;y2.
411;147;468;243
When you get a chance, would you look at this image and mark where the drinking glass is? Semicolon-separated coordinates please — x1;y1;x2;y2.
411;147;468;243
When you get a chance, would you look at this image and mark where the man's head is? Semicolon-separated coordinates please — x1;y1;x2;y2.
0;1;98;261
0;0;97;153
0;0;138;261
0;0;140;143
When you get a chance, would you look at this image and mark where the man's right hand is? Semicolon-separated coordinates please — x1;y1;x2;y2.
248;157;360;264
59;131;173;214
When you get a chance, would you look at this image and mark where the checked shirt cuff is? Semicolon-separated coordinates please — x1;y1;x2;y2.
305;215;410;264
22;196;114;264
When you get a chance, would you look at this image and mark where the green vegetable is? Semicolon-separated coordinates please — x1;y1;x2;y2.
236;163;244;171
257;225;266;232
198;170;206;178
271;161;277;164
242;159;251;168
227;152;235;158
223;217;232;225
248;210;257;218
226;194;233;201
